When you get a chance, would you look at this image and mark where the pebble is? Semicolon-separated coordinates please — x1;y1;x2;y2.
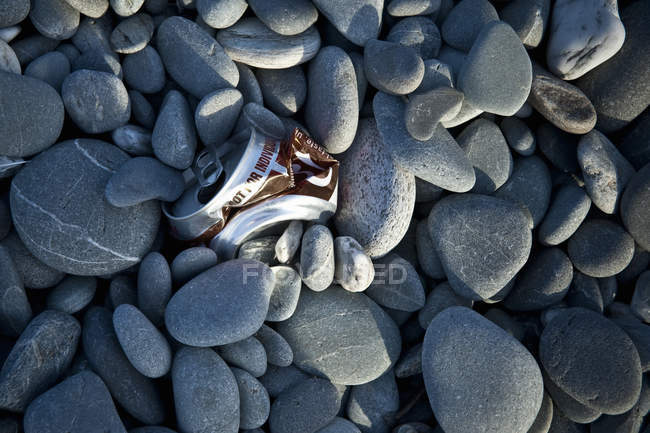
129;90;156;129
218;336;268;377
111;0;144;16
256;66;306;117
441;0;498;51
364;39;424;95
334;119;415;258
131;428;176;433
23;51;70;92
63;0;108;18
71;15;112;53
458;21;532;116
503;247;573;311
238;236;279;264
165;259;274;346
110;13;154;54
622;163;650;251
317;417;362;433
83;307;164;424
106;156;185;207
111;124;153;156
416;59;453;91
525;392;554;433
578;130;635;214
0;232;64;289
269;377;341;433
0;311;80;412
333;236;374;293
171;246;218;285
11;139;160;275
71;50;122;79
539;307;642;414
0;71;64;157
277;286;401;385
266;266;301;322
311;0;382;46
0;40;20;74
259;365;310;398
242;102;286;140
108;276;137;309
414;220;445;279
55;42;79;63
236;62;264;105
387;0;439;16
136;251;172;327
196;0;247;29
417;281;472;329
568;219;635;278
422;307;543;433
614;317;650;372
216;18;321;69
538;182;591;246
619;110;650;170
546;0;625;80
172;347;240;433
405;87;464;141
248;0;318;36
631;271;650;323
457;118;513;194
156;16;239;98
255;324;293;367
275;220;302;264
395;343;423;378
373;92;475;192
23;371;127;433
112;304;172;378
591;374;650;433
29;0;79;40
0;26;21;43
348;51;367;110
366;253;425;312
122;46;165;94
500;117;535;156
300;224;335;292
386;17;441;59
195;87;243;147
0;246;31;338
232;367;271;430
427;194;532;301
46;275;96;314
305;46;359;154
0;0;29;27
346;370;400;433
599;276;618;307
566;271;604;313
500;0;550;48
11;35;60;66
152;90;197;170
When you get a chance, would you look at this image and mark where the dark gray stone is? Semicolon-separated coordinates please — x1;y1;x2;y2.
538;182;591;246
266;265;301;322
129;90;156;129
348;51;367;111
236;62;263;105
366;253;425;312
483;308;525;341
394;343;422;378
56;43;80;62
259;364;310;398
300;224;335;292
590;374;650;433
500;0;550;48
171;246;218;285
255;324;293;367
622;163;650;251
598;276;618;307
416;59;452;92
547;405;589;432
364;39;424;95
257;67;306;117
317;418;362;433
110;13;154;54
386;17;441;59
46;275;96;314
614;317;650;372
30;0;79;40
566;271;604;313
536;123;578;173
71;15;112;53
311;0;382;46
108;275;136;309
71;49;122;78
195;87;243;147
196;0;247;29
123;46;166;94
417;281;473;329
0;246;31;337
414;219;445;279
619;109;650;170
0;232;64;289
152;90;197;170
111;125;153;156
218;336;268;377
232;367;271;430
500;116;535;156
0;0;29;27
526;391;553;433
10;35;60;66
242;102;286;140
248;0;318;36
441;0;498;51
404;87;463;141
23;51;69;92
333;236;375;293
347;370;399;433
0;202;10;241
631;271;650;323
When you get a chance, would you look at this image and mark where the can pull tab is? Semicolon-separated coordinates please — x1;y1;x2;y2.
192;148;223;188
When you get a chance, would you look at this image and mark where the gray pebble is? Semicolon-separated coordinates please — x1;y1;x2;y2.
236;62;264;105
11;35;60;66
428;194;532;301
63;0;108;18
71;50;122;78
436;42;468;80
364;39;424;95
348;51;367;110
617;243;650;284
0;232;64;289
239;236;279;264
195;87;243;147
232;367;271;430
387;0;439;16
46;275;96;314
258;66;307;117
83;307;164;424
387;17;441;59
500;116;535;156
622;163;650;251
366;253;425;312
631;271;650;323
0;0;29;27
620;110;650;170
416;59;452;92
395;343;422;378
172;347;240;433
311;0;382;46
136;251;172;326
111;0;145;16
123;46;166;94
484;308;525;341
171;246;218;285
0;71;64;157
598;276;618;307
71;15;112;53
538;182;591;246
0;27;20;44
275;220;302;264
334;236;374;293
242;102;286;140
414;219;445;279
30;0;79;40
0;40;20;74
157;16;238;98
130;428;176;433
153;90;197;170
300;224;335;292
196;0;247;29
165;259;274;346
317;417;362;433
405;87;464;141
266;265;301;322
106;156;185;207
218;336;268;377
24;51;69;92
108;275;136;309
0;246;31;337
112;124;153;156
0;311;80;412
110;13;154;54
441;0;498;51
129;90;156;129
500;0;550;48
614;317;650;372
248;0;318;36
259;364;310;398
347;370;399;433
277;286;401;385
524;391;553;433
566;272;604;313
417;281;473;329
441;98;483;128
255;324;293;367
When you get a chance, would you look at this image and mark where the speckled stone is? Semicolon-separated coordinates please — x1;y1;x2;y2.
311;0;382;46
0;246;31;338
46;275;96;314
333;236;374;293
0;0;30;27
255;324;293;367
266;266;301;322
386;17;441;59
152;90;197;170
232;367;271;430
110;13;154;54
111;125;152;156
346;370;400;433
300;224;335;292
110;0;144;16
364;39;424;95
171;247;218;285
196;0;247;29
500;0;550;48
275;220;302;264
248;0;318;36
29;0;79;40
71;50;122;78
0;40;20;74
387;0;440;17
218;336;268;377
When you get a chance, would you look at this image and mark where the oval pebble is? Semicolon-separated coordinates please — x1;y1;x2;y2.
30;0;79;40
242;102;286;140
136;252;172;327
347;370;400;433
566;272;604;313
417;281;473;329
23;51;69;92
622;163;650;251
311;0;382;46
108;276;137;309
256;66;306;117
110;13;154;54
235;62;263;105
232;367;270;430
333;236;374;293
0;40;20;74
441;0;498;51
266;266;301;322
111;124;152;156
110;0;144;16
364;39;424;95
500;116;535;156
122;46;166;94
218;336;268;378
171;247;218;285
259;365;310;398
46;275;96;314
387;16;441;59
538;182;591;246
196;0;247;29
129;90;156;129
0;0;30;27
316;417;362;433
152;90;197;170
275;220;302;264
500;0;550;49
414;220;445;279
300;224;335;292
248;0;318;36
365;253;425;312
0;232;64;289
195;88;243;147
255;324;293;367
405;87;463;141
0;246;31;337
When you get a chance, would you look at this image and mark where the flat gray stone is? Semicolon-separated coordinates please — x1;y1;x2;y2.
0;232;64;289
311;0;382;46
218;336;267;377
171;246;218;285
387;17;441;59
500;0;550;48
622;163;650;251
347;370;399;433
232;367;271;430
0;0;29;27
266;266;301;322
255;324;293;367
63;0;107;18
46;275;96;314
23;51;69;92
111;125;152;156
110;13;154;54
242;102;286;140
122;46;165;94
248;0;318;36
195;87;243;147
196;0;247;29
0;246;31;338
30;0;79;40
500;116;535;156
405;87;463;141
417;281;473;329
300;224;335;292
275;220;302;264
366;253;425;312
538;182;591;246
441;0;498;51
152;90;197;170
257;66;306;117
333;236;374;293
364;39;424;95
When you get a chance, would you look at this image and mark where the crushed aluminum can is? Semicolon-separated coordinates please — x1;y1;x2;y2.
163;127;339;259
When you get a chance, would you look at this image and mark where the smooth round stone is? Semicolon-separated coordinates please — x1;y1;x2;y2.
257;66;306;117
387;0;440;17
62;70;130;134
275;220;302;264
387;17;441;59
11;139;159;275
528;63;597;134
165;259;274;347
71;15;112;53
0;0;29;27
105;156;185;207
266;266;301;322
269;377;340;433
364;39;424;95
578;130;635;214
0;40;20;74
238;236;279;264
0;71;63;157
30;0;79;40
23;371;126;433
300;224;335;292
110;0;144;16
62;0;107;18
157;16;238;98
500;117;535;156
71;50;122;79
546;0;625;80
171;247;218;285
418;281;473;329
457;118;513;194
232;367;270;430
539;183;591;246
255;324;293;367
405;87;464;141
242;102;286;140
23;51;69;92
365;253;425;312
0;246;31;338
525;392;553;433
216;18;321;69
152;90;197;170
622;163;650;251
566;271;604;313
540;307;642;414
0;311;80;412
500;0;551;48
428;194;532;301
108;276;136;309
374;92;475;192
317;417;362;433
631;271;650;323
236;62;263;105
495;155;552;228
568;219;635;278
311;0;382;46
0;232;64;289
277;287;401;385
113;304;172;378
422;307;543;433
46;275;96;314
334;118;416;258
304;46;358;154
504;247;573;311
333;236;374;293
11;35;60;66
136;251;171;327
110;13;153;54
415;219;445;279
83;307;164;424
218;336;267;377
458;21;532;116
197;0;247;29
129;90;155;129
346;370;400;433
259;365;310;398
173;347;240;433
441;0;498;51
248;0;318;36
122;46;165;94
195;87;243;147
112;125;152;156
